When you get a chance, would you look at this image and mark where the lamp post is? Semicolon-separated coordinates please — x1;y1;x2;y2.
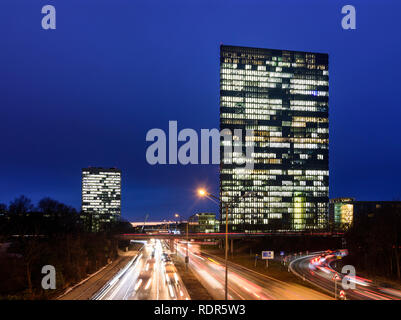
197;189;231;299
198;189;229;299
173;213;179;254
198;188;253;300
174;213;192;270
224;203;229;299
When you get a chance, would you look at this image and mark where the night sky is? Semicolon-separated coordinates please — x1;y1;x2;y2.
1;0;400;221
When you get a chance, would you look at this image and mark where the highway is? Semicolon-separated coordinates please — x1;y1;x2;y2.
93;239;190;300
289;250;401;300
175;241;332;300
90;239;401;300
58;255;134;300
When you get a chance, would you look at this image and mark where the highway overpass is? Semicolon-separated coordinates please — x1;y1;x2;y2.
118;232;343;240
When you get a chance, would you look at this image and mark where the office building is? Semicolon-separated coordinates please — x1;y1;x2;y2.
220;45;329;232
81;167;121;232
329;198;354;231
329;198;401;231
188;213;219;233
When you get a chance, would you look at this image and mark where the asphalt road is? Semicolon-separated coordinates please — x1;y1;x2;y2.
94;239;190;300
289;251;401;300
58;255;134;300
175;242;332;300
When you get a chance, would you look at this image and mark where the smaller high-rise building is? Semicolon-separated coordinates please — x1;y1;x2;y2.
82;167;121;232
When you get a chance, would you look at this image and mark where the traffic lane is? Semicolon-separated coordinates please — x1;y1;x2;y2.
177;243;251;299
131;240;190;300
59;255;134;300
132;239;170;300
291;254;365;300
158;240;191;300
117;242;167;300
182;245;250;300
100;252;144;300
134;260;189;300
178;243;330;300
194;251;276;300
201;251;332;300
98;240;168;300
291;253;401;300
129;258;156;300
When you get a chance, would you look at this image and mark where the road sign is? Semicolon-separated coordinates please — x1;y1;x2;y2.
339;290;345;299
262;251;274;260
333;273;341;300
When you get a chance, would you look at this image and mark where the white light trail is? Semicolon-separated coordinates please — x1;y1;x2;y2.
168;284;175;298
134;279;143;291
145;278;152;290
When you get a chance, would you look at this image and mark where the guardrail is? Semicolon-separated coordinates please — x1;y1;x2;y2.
91;246;144;300
288;251;339;299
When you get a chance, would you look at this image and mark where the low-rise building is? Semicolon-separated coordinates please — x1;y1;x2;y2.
189;212;219;233
329;198;401;231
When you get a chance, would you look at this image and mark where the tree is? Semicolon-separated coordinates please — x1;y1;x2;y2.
38;197;76;217
0;203;7;215
16;237;44;297
346;205;401;280
37;197;80;234
8;195;34;215
38;197;60;216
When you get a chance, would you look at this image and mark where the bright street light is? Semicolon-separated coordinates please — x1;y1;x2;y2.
197;188;253;300
197;188;230;300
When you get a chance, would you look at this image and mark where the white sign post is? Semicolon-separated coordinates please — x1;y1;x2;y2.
262;251;274;268
332;273;341;299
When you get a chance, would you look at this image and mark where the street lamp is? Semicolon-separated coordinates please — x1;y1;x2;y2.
174;213;191;270
173;213;180;254
197;188;230;300
198;188;253;300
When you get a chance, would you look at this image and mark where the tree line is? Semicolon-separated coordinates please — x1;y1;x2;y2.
344;205;401;282
0;195;134;299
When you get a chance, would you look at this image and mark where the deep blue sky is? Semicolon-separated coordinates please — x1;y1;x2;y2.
1;0;400;221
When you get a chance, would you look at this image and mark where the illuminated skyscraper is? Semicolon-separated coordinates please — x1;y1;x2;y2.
220;45;329;232
81;167;121;232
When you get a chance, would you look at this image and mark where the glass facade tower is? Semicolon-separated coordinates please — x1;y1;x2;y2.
220;45;329;232
81;167;121;232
